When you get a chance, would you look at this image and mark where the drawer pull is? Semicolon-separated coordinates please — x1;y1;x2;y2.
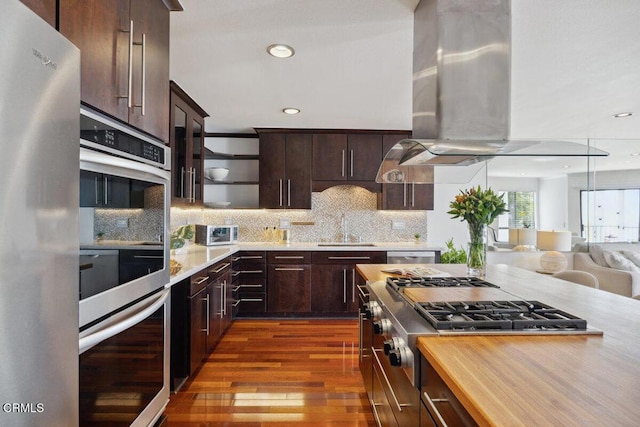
274;267;304;271
423;391;449;427
211;262;230;274
327;256;371;260
239;270;263;274
240;256;263;260
239;284;263;288
274;256;304;259
193;276;208;285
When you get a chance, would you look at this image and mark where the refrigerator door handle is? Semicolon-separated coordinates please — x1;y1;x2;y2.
79;289;169;354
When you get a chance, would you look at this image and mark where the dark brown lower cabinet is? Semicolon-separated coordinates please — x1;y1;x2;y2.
232;251;267;316
311;251;387;314
267;251;311;314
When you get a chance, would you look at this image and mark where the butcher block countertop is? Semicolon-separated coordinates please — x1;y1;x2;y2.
355;263;640;426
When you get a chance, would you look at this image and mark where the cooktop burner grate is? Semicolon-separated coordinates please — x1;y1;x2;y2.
415;300;588;331
386;276;500;291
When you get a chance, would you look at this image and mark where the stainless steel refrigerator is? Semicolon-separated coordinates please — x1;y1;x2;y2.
0;2;80;426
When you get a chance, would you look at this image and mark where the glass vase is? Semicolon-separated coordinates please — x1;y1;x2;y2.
467;223;487;278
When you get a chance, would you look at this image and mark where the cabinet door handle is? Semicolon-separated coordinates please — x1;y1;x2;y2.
403;181;407;207
192;167;196;202
240;256;263;260
274;256;304;259
238;284;263;288
203;294;210;335
94;176;99;205
287;179;291;207
103;176;109;205
341;149;345;177
223;280;227;315
327;256;371;260
411;182;415;207
180;167;185;199
423;391;449;427
357;284;369;299
274;267;304;271
117;20;134;108
279;179;283;207
132;255;163;259
350;149;354;177
239;269;263;274
351;268;356;303
140;33;146;115
128;20;134;108
219;282;225;316
343;269;347;303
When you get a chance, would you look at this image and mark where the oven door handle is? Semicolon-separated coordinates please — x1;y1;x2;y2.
372;347;411;412
79;289;169;354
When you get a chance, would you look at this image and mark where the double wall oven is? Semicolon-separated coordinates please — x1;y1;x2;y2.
78;106;171;426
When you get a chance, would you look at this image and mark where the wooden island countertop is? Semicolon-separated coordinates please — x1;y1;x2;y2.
356;263;640;426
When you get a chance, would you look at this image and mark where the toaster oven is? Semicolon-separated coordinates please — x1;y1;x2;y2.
195;224;239;246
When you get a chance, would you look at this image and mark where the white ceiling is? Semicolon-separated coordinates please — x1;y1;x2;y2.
170;0;640;177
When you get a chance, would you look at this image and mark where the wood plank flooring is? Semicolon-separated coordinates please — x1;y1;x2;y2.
163;319;375;426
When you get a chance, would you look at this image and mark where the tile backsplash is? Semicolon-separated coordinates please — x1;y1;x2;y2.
171;186;428;243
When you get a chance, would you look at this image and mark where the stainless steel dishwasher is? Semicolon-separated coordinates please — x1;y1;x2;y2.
386;251;437;264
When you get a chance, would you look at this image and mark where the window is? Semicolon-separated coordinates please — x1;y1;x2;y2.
495;191;536;241
580;189;640;242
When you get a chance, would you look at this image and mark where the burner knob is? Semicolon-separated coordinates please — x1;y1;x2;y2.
389;346;413;368
368;301;382;319
383;339;394;355
389;350;402;367
373;318;391;335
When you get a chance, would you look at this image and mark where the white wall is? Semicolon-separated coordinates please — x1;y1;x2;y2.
539;175;569;230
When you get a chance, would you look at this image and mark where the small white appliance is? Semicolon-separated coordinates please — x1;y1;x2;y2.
195;224;239;245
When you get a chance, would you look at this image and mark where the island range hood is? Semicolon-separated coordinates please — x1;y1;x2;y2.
377;0;608;184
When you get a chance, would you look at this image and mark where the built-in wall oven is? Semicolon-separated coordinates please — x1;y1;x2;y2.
78;106;171;426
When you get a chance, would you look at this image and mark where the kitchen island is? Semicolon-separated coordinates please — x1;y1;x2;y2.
356;263;640;426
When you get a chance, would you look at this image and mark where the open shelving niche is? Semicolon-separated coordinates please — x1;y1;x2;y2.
203;135;259;209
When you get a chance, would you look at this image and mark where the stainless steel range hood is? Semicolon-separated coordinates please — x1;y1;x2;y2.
377;0;608;184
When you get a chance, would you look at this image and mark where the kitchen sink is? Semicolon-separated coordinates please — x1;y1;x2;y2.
317;243;376;247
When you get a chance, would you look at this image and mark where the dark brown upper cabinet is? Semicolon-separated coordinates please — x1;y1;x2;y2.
20;0;56;27
170;81;208;206
258;131;312;209
59;0;169;142
312;133;382;192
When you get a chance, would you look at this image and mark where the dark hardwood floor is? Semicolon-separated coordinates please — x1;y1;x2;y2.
163;319;375;426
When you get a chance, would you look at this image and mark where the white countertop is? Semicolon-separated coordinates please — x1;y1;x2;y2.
167;241;442;286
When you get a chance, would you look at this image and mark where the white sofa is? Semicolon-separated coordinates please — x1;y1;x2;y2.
573;242;640;298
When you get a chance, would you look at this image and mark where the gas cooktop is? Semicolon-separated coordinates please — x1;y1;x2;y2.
386;276;500;292
415;300;588;332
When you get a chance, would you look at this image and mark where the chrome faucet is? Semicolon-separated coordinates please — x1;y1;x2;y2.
341;214;348;243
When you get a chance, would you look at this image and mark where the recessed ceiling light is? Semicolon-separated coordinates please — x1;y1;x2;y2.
282;108;300;115
562;165;571;169
613;112;633;118
631;153;640;157
267;44;295;58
